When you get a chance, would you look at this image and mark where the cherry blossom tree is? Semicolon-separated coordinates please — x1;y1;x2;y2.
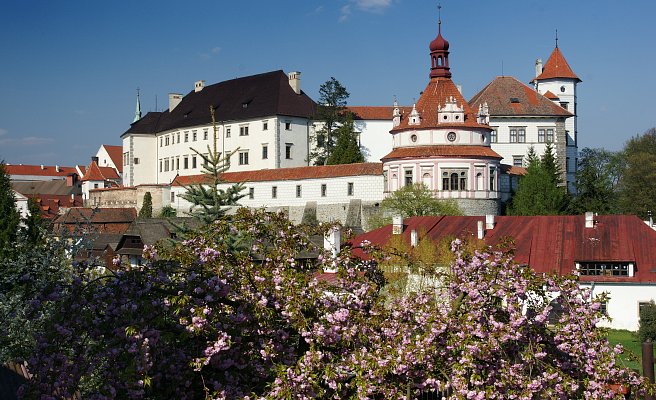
19;209;649;399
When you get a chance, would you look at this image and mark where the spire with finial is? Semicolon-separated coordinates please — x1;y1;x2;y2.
429;3;451;79
133;88;142;123
555;29;559;48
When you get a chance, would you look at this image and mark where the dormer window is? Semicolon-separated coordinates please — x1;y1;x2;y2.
576;262;634;277
437;96;465;124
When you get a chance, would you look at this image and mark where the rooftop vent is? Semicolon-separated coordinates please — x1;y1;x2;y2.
510;97;520;103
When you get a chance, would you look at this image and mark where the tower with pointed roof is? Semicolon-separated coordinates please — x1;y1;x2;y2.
381;15;502;215
133;88;142;123
531;38;580;191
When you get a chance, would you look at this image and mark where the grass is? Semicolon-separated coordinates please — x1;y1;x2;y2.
606;329;644;372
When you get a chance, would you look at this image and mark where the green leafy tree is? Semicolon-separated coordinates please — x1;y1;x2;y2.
618;127;656;218
0;162;20;257
181;106;245;225
326;114;364;165
369;183;462;229
638;301;656;343
569;148;623;215
508;155;568;216
21;197;45;245
311;77;350;165
158;205;177;218
138;191;153;218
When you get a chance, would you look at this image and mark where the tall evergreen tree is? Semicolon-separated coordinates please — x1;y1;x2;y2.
21;197;45;245
326;115;364;165
181;106;245;225
540;142;562;185
310;77;350;165
139;192;153;219
0;162;20;257
568;148;622;215
508;158;568;216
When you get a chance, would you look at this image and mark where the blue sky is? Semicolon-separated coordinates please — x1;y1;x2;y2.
1;0;655;166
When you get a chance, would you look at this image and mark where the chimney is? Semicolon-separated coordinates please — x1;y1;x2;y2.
477;220;485;240
91;156;99;164
323;226;341;273
585;212;596;228
535;58;543;78
456;84;463;94
410;229;418;247
40;164;44;170
169;93;183;111
392;215;403;234
194;80;205;93
485;214;496;230
288;71;301;95
55;165;60;172
66;174;74;187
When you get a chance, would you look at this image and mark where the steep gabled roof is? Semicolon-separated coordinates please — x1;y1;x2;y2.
350;215;656;283
532;46;581;82
123;70;317;136
392;78;488;132
102;145;123;173
173;162;383;186
469;76;573;117
381;145;502;161
81;161;120;182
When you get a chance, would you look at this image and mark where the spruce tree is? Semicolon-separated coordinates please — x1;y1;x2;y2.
22;197;44;245
541;142;562;185
139;192;153;218
326;115;364;165
508;159;567;216
0;162;20;257
181;106;245;225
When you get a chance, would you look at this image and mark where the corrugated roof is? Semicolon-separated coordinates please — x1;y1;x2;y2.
392;78;489;132
350;215;656;283
123;70;317;136
381;145;502;161
532;46;581;82
469;76;573;117
173;162;382;186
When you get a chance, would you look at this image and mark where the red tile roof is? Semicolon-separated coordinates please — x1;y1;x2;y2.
27;194;84;219
82;161;120;182
350;215;656;283
531;47;581;82
500;164;528;176
54;207;137;224
347;106;413;121
543;90;559;100
392;78;489;132
102;145;123;173
173;162;382;186
5;164;79;178
381;145;502;161
469;76;573;117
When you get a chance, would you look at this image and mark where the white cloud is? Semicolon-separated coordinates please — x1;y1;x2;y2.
0;128;6;136
0;136;55;146
339;0;391;22
200;46;222;60
339;4;352;22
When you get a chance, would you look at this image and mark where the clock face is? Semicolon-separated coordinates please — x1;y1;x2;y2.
447;132;457;142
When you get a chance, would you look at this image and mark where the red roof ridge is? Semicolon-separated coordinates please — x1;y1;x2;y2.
531;46;581;82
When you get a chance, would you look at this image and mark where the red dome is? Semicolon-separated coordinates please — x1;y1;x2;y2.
430;32;449;51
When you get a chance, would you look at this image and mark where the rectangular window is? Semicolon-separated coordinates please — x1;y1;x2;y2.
509;127;526;143
177;132;180;143
176;157;180;170
490;129;498;143
285;121;292;130
404;169;413;186
239;151;249;165
321;184;327;197
296;185;302;198
538;128;555;143
192;156;197;169
285;143;292;159
165;136;170;146
226;127;231;138
513;156;523;167
547;129;554;143
164;159;169;172
272;186;277;199
203;129;208;140
240;126;249;136
263;121;268;130
184;132;189;142
184;157;189;169
560;102;569;110
262;145;268;159
133;158;139;165
538;129;545;143
347;182;354;196
171;192;175;203
160;137;163;147
123;152;129;166
248;187;254;199
192;130;197;141
577;262;632;276
159;160;162;172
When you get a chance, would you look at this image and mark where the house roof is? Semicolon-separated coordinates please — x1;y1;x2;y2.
531;46;581;83
54;207;137;224
102;144;123;173
5;164;79;178
392;77;489;132
381;145;502;161
81;161;120;182
500;164;528;176
123;70;317;136
12;179;79;196
469;76;573;117
349;215;656;283
347;106;413;121
173;162;383;186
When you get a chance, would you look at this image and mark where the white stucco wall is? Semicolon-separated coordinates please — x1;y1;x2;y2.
355;119;395;162
584;282;656;331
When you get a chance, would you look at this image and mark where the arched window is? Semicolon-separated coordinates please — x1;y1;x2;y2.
422;173;432;189
459;172;467;191
476;172;483;191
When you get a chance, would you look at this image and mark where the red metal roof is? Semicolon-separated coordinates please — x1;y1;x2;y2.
531;46;581;82
102;144;123;173
350;215;656;283
381;145;502;161
173;162;382;186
